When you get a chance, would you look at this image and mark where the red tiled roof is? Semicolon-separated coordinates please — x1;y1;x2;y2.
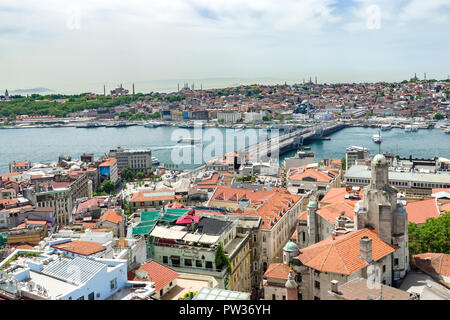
130;190;176;202
99;158;117;167
316;201;355;224
128;259;179;292
263;263;291;280
297;228;396;275
320;187;363;207
288;165;339;183
99;210;123;224
52;240;105;256
413;253;450;278
406;199;440;224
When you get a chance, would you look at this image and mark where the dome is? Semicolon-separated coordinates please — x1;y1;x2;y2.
307;200;318;208
283;241;298;252
372;154;387;165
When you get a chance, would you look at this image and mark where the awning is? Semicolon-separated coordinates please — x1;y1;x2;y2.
150;226;187;240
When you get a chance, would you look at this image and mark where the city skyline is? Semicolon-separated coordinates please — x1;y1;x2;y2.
1;0;449;93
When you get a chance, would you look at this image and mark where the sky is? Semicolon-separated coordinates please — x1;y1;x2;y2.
0;0;449;94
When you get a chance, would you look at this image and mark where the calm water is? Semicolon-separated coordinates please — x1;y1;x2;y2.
0;126;449;173
281;127;450;163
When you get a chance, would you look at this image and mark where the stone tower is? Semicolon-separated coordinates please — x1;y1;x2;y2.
354;154;409;281
285;269;298;300
307;199;318;246
5;89;9;98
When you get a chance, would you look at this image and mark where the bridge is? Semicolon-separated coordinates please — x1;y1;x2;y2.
179;122;347;178
237;122;347;162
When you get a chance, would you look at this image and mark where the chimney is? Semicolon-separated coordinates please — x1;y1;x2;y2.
330;280;339;294
360;236;373;263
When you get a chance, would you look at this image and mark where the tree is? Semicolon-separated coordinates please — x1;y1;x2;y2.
434;112;444;120
365;111;371;120
100;180;115;194
121;167;134;181
215;242;232;288
341;157;346;171
408;212;450;256
136;171;144;180
276;114;284;121
218;118;224;124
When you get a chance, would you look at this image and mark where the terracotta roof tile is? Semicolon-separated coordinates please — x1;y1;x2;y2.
406;199;440;224
128;259;179;292
263;263;291;280
413;253;450;278
297;228;396;275
99;210;123;224
52;240;105;256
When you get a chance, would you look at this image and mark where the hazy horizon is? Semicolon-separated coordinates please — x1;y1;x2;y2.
1;0;449;94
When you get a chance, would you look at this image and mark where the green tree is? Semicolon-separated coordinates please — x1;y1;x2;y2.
408;212;450;256
434;112;444;120
121;167;134;181
341;157;346;171
365;111;371;120
276;114;284;121
136;171;144;180
215;242;232;288
218;118;225;124
100;180;115;194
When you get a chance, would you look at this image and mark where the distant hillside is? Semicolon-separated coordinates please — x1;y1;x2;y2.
10;88;54;95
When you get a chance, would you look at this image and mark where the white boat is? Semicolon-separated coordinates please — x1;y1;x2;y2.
144;122;160;128
152;157;160;165
380;124;392;131
372;133;381;144
404;124;418;132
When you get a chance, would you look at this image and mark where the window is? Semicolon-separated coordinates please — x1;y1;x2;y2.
314;281;320;289
88;292;95;300
272;294;276;300
263;235;266;242
205;261;213;269
394;258;399;266
282;295;286;300
110;278;117;290
160;289;164;297
196;260;202;268
382;265;386;273
253;234;257;242
185;259;192;267
163;256;168;264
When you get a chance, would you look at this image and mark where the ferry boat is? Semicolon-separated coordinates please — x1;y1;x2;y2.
444;128;450;134
144;122;161;128
177;138;202;144
152;157;160;165
76;121;101;128
372;133;381;144
380;124;392;131
404;124;418;132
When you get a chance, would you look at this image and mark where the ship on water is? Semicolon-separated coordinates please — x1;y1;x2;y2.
177;138;202;144
372;129;381;144
380;124;392;131
76;121;103;128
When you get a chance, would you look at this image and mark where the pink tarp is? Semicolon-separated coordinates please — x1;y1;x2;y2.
176;215;200;225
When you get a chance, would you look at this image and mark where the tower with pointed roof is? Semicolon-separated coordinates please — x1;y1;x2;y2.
285;269;298;300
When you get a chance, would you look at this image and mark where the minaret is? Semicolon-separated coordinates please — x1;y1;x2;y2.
5;89;9;98
178;83;180;92
103;85;106;96
285;269;298;300
132;83;135;95
315;76;317;85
